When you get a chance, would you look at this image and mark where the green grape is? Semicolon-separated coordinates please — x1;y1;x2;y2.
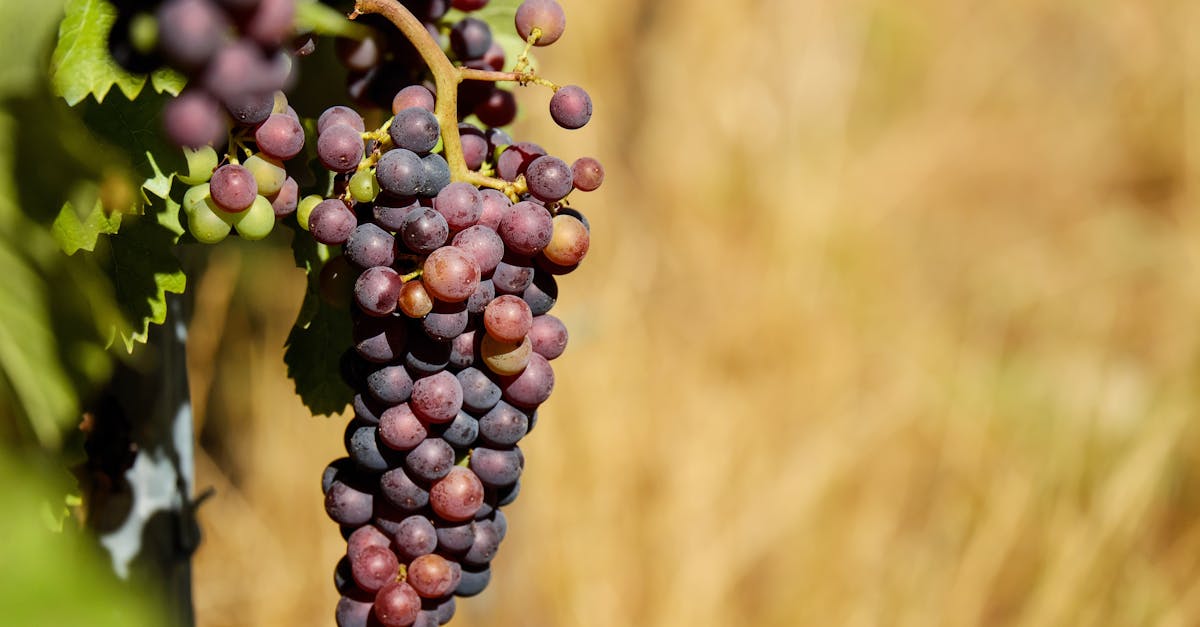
244;153;287;197
178;148;218;186
297;194;323;231
349;169;380;203
187;194;233;244
182;183;210;215
235;195;275;240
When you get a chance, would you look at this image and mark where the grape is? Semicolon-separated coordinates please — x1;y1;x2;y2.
453;0;489;10
433;182;482;232
463;520;501;566
156;0;228;71
244;0;294;46
404;438;456;482
524;156;574;202
549;85;592;129
469;446;522;487
528;314;568;360
319;105;367;133
456;367;500;414
355;316;406;363
354;393;386;425
486;127;513;154
355;266;404;317
367;365;414;404
522;272;557;315
450;17;492;60
483;294;533;343
255;113;305;159
393;515;438;560
477;189;511;230
184;189;233;244
233;194;275;240
543;214;590;266
323;458;355;495
466;41;505;72
410;371;463;424
535;251;580;276
310;199;358;245
421;153;451;196
480;335;532;376
335;596;373;627
376;149;427;197
224;91;276;126
351;544;399;593
179;146;219;185
379;404;428;452
515;0;566;45
325;479;375;526
440;411;479;448
496;142;545;181
209;164;258;212
345;419;393;472
389;107;441;154
374;196;421;231
244;153;287;196
465;279;495;316
454;566;491;597
346;223;396;269
571;157;604;191
380;466;430;511
459;126;488;171
202;40;272;102
297;194;322;230
423;247;481;302
350;169;381;203
432;597;457;625
408;554;458;599
347;525;392;562
400;207;450;254
498;201;553;256
474;88;517;128
405;332;451;376
374;581;421;627
319;124;366;173
398;280;435;318
495;480;520;506
429;467;484;522
479;401;528;447
270;176;299;217
501;352;554;407
320;256;357;308
422;300;469;342
491;257;534;294
392;85;436;115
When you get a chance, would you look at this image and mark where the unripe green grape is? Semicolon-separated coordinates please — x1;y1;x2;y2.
182;183;211;215
244;153;287;196
297;194;323;230
349;169;380;202
235;195;275;240
179;147;218;186
187;193;233;244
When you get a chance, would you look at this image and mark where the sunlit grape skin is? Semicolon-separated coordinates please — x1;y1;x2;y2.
483;295;533;344
543;214;590;266
422;246;481;303
429;467;485;522
515;0;566;46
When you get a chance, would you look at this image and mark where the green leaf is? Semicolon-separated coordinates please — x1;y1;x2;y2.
0;245;83;448
284;226;351;416
51;0;151;105
79;91;186;202
150;67;186;97
102;212;186;352
295;0;371;39
52;200;123;255
0;0;68;99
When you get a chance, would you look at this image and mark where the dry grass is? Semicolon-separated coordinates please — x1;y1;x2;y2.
191;1;1200;625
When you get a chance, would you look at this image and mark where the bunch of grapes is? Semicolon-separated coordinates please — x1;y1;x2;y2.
312;3;603;625
110;0;298;148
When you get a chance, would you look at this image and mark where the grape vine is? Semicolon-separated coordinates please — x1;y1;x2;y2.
36;0;604;625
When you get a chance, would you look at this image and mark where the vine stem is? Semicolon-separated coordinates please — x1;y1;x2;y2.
350;0;531;200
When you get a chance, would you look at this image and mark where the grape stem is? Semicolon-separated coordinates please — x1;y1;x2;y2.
350;0;534;200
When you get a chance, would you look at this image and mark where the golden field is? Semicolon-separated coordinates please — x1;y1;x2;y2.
189;1;1200;625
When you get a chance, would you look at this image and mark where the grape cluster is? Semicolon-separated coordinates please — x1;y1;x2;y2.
109;0;298;148
312;5;603;625
173;91;305;243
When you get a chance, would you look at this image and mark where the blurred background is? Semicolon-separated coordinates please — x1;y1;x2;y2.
10;0;1200;625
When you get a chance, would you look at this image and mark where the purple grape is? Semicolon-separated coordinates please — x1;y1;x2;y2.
344;420;393;472
522;272;557;315
433;182;482;232
422;299;469;342
354;315;407;363
500;352;554;407
373;196;421;231
319;105;366;133
255;113;305;160
209;164;258;212
465;279;495;316
245;0;294;47
454;565;491;597
400;207;450;254
459;125;488;171
479;401;529;446
353;393;385;425
410;370;463;424
318;124;365;173
572;156;604;191
469;446;522;487
515;0;566;46
157;0;228;71
336;34;382;72
450;17;493;60
308;198;357;244
496;142;545;181
389;107;441;154
549;85;593;129
498;201;553;256
163;90;227;149
380;466;430;511
529;313;568;360
456;368;500;413
421;153;451;196
366;364;414;404
405;332;452;376
491;257;534;294
345;223;396;269
379;404;427;451
464;519;501;566
374;581;421;627
335;596;372;627
525;156;574;202
404;437;456;482
440;411;479;448
376;148;426;197
354;266;403;316
392;85;436;114
325;479;374;526
270;176;298;217
393;515;438;560
477;188;511;230
474;88;517;128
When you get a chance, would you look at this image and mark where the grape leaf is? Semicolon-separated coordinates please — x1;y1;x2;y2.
0;0;68;99
101;212;186;352
50;0;183;106
52;200;123;255
284;226;352;416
